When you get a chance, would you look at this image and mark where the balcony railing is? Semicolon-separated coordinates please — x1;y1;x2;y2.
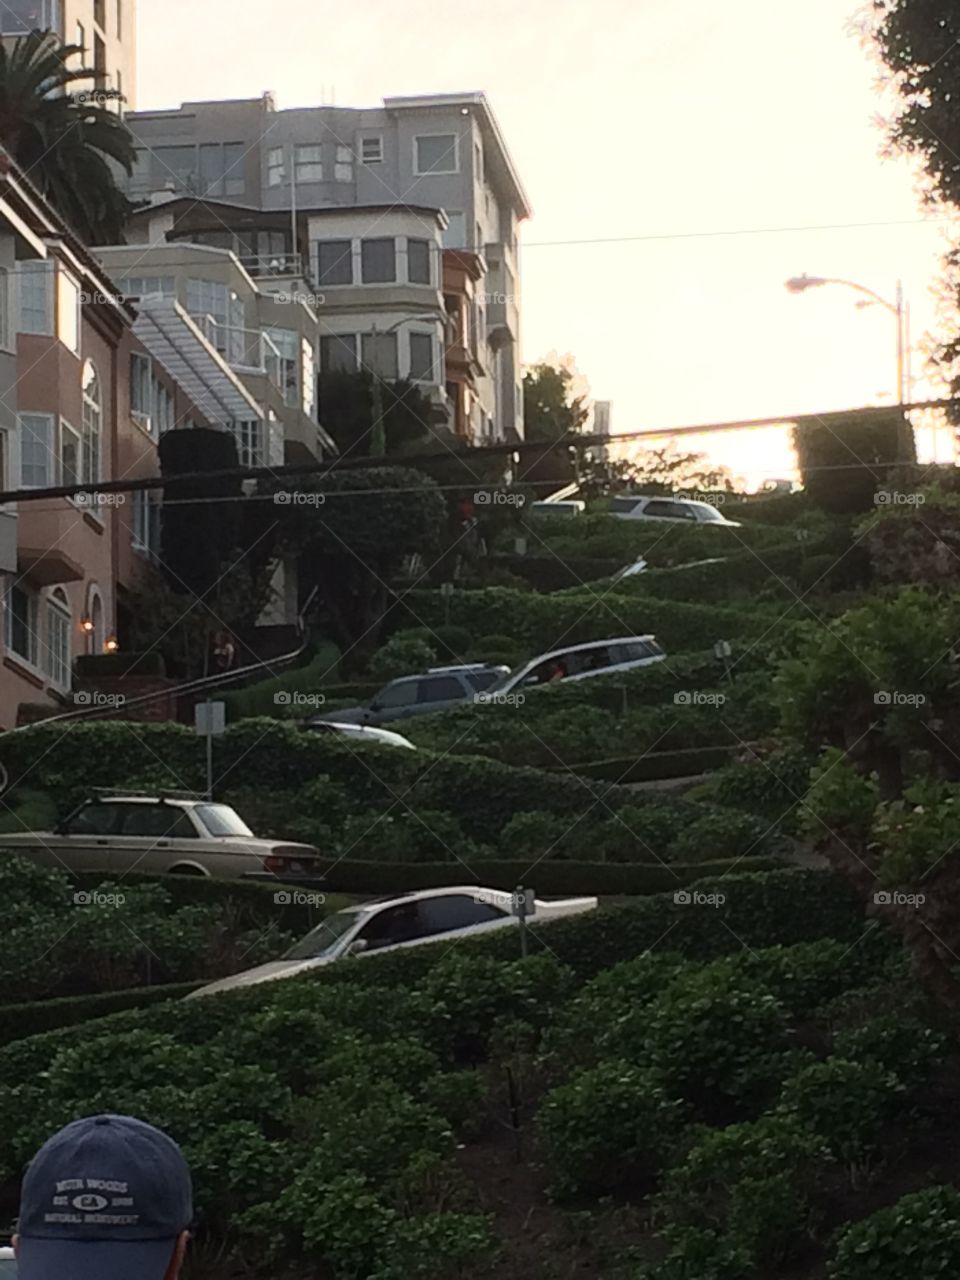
194;315;284;396
237;253;304;279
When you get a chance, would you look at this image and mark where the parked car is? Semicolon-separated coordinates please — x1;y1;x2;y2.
0;1248;14;1277
489;636;665;696
303;720;416;750
0;791;324;881
192;886;598;996
528;499;586;518
609;495;740;527
329;664;510;726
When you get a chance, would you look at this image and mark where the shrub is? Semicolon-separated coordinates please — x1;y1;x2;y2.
828;1185;960;1279
731;933;899;1019
832;1016;946;1090
776;1057;906;1163
498;811;577;860
369;632;437;679
538;1059;686;1197
668;810;770;863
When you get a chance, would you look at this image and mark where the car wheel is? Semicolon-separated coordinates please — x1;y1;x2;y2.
167;864;207;877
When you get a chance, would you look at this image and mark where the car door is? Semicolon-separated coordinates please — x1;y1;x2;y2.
414;893;513;943
365;679;419;725
407;674;468;718
109;803;205;875
38;801;126;874
640;499;698;524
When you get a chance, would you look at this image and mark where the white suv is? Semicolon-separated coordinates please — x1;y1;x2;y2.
609;495;739;527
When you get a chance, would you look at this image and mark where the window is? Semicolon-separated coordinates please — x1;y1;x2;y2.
417;894;507;937
408;332;434;382
151;145;196;190
334;144;353;182
132;489;160;556
75;19;84;48
120;804;198;839
475;143;483;181
406;238;431;285
5;582;38;667
356;902;424;951
361;331;398;380
122;276;174;301
93;32;106;86
319;334;357;373
19;260;53;335
475;221;483;251
0;267;10;351
360;238;395;284
267;328;299;407
64;802;124;836
416;675;462;703
94;0;105;28
186;278;230;353
267;145;285;188
116;0;121;37
295;144;323;182
316;240;352;286
642;500;698;521
82;360;102;485
60;419;81;488
374;680;418;709
57;268;80;354
360;136;383;164
19;413;54;487
44;590;70;688
441;212;465;249
198;141;245;197
414;133;458;175
301;337;316;417
130;352;153;434
152;377;174;436
0;1;61;33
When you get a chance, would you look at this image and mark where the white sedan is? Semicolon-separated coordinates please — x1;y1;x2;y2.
192;886;597;997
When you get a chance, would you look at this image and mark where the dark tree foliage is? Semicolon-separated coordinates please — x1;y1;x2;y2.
317;370;440;457
520;362;590;491
792;409;913;513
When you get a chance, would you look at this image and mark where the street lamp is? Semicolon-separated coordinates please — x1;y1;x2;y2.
365;317;410;457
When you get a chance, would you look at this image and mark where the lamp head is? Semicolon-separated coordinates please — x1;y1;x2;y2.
785;274;827;294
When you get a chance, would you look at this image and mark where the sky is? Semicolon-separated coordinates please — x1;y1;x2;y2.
136;0;954;487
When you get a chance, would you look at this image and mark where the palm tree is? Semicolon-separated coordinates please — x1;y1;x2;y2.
0;30;135;244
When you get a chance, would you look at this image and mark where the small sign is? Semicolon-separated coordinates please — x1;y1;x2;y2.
195;701;226;737
440;582;455;598
514;537;527;556
714;640;732;660
511;886;536;918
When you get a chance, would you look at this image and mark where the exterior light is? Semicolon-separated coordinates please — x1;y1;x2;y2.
104;635;119;653
80;617;94;633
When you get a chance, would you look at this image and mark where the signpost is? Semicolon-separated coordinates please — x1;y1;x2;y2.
440;581;454;625
195;700;226;800
713;639;733;685
512;884;536;958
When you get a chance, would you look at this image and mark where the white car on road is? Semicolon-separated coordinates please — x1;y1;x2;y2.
489;636;665;696
609;495;739;527
192;886;598;996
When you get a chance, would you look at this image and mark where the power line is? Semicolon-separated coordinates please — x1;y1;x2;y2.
522;217;956;248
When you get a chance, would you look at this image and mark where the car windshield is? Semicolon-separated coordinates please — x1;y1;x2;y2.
283;909;364;960
696;503;726;522
610;496;640;513
194;804;254;838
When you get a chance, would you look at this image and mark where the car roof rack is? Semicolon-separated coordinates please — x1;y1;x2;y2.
426;663;492;674
89;787;205;801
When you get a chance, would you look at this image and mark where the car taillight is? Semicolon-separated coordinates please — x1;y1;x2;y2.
263;856;290;873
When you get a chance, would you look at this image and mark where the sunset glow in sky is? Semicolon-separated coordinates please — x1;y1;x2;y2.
138;0;955;487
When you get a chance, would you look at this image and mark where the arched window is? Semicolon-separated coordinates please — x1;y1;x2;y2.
44;589;70;689
82;360;101;485
88;588;104;655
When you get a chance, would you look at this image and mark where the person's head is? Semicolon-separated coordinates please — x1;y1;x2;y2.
13;1114;192;1280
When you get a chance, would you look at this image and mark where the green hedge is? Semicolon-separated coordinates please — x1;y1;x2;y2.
221;642;341;721
561;745;739;783
315;856;781;896
485;554;628;593
0;982;200;1043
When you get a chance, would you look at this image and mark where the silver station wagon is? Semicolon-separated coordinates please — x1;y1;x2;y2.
0;790;324;881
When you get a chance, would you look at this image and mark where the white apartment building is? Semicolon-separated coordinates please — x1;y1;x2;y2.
0;0;136;107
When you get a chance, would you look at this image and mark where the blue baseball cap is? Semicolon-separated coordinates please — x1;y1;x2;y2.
16;1114;193;1280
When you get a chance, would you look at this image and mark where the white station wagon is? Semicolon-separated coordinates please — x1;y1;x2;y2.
489;636;666;696
193;886;598;996
0;791;324;881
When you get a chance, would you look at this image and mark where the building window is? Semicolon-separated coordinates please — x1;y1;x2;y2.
361;331;398;380
198;142;245;197
44;589;70;689
19;413;54;488
60;419;81;488
93;32;106;86
0;267;10;352
122;276;174;301
130;352;153;435
132;490;159;556
319;334;357;373
152;377;175;436
475;143;483;181
408;333;435;382
407;238;431;285
19;260;53;335
476;222;484;252
441;212;465;249
116;0;121;37
57;267;81;354
301;337;316;418
82;360;102;485
150;145;196;191
360;238;395;284
334;144;353;182
5;582;38;667
232;419;265;468
415;134;458;175
315;240;352;286
186;278;231;353
360;136;383;164
75;19;84;48
94;0;105;29
295;144;323;182
267;327;299;407
0;1;62;34
267;145;285;188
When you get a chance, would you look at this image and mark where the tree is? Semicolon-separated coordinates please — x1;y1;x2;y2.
792;409;913;513
520;359;590;491
579;443;736;499
0;31;134;244
317;371;445;458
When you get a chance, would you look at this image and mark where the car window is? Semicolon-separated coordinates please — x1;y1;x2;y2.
695;503;726;522
642;499;697;520
465;669;502;692
615;640;656;662
417;676;464;703
356;901;425;951
194;804;254;837
610;496;640;514
375;680;419;709
417;894;509;936
63;803;126;836
119;805;199;839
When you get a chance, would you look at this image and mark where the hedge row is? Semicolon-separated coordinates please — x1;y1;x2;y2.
559;744;739;783
0;982;200;1043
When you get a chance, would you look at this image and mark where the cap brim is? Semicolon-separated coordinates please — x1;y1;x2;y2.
17;1234;178;1280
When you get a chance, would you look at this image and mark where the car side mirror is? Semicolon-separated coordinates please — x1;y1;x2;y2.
346;938;369;957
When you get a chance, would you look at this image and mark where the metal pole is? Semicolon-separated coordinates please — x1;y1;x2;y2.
205;695;213;801
516;883;528;959
289;148;298;274
895;280;905;405
370;321;385;457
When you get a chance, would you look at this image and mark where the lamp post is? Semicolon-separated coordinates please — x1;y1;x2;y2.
785;273;913;460
365;317;409;457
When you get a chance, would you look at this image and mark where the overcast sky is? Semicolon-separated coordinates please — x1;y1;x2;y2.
137;0;952;484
